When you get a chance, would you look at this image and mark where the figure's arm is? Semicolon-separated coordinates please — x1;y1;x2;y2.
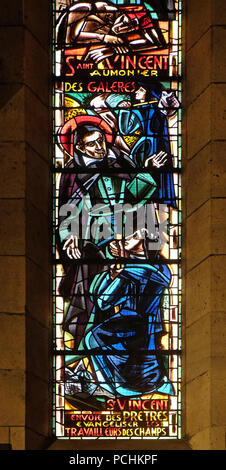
58;174;98;249
58;185;93;258
77;31;124;45
67;13;106;44
58;197;83;258
95;265;155;311
90;270;129;311
74;17;127;53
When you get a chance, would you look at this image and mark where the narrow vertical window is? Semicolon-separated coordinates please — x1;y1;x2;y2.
53;0;182;440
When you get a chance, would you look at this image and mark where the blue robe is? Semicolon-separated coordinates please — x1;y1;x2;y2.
85;263;174;397
119;103;176;206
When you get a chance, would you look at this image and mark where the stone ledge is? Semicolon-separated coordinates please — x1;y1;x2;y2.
47;438;191;451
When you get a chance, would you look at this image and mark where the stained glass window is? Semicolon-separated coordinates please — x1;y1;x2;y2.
53;0;182;440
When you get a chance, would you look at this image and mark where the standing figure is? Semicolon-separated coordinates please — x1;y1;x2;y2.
118;83;179;206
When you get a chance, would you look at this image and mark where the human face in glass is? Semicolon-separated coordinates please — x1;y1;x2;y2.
81;131;107;159
135;86;146;102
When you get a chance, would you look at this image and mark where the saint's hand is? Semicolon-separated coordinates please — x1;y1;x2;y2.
145;151;168;169
103;35;128;53
109;240;125;258
63;235;81;260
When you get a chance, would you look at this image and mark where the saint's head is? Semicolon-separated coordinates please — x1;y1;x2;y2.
75;125;107;160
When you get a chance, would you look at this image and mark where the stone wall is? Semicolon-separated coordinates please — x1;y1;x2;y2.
0;0;52;450
183;0;226;450
0;0;225;450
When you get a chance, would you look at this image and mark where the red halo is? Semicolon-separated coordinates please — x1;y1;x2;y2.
58;115;113;157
